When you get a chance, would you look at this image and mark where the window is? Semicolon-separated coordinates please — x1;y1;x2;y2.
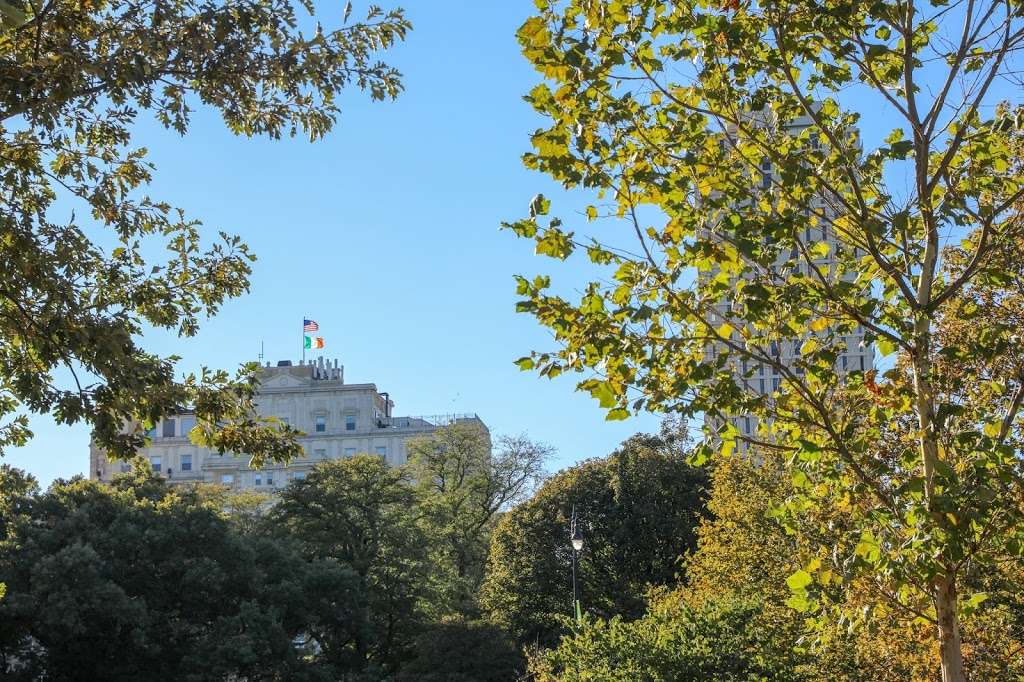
761;174;771;190
179;415;196;436
772;378;781;391
859;355;866;371
266;471;274;486
315;415;326;433
294;471;306;481
255;473;262;486
120;462;131;473
151;456;162;474
221;474;234;485
162;419;176;438
744;417;752;434
181;454;192;471
841;356;848;371
759;378;766;393
314;448;326;459
374;445;387;457
345;415;356;431
344;448;356;458
761;157;772;170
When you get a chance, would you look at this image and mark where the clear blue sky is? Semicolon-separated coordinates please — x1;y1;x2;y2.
8;1;662;486
9;1;1015;486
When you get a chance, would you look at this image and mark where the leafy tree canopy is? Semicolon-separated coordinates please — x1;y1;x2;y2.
267;455;432;674
506;0;1023;677
405;423;551;613
479;432;707;646
0;463;364;680
0;0;409;464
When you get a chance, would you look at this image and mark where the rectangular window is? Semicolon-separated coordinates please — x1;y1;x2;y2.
744;417;751;434
162;419;176;438
841;356;848;371
315;415;326;433
221;474;233;485
761;174;771;190
772;378;781;391
266;471;274;486
181;454;192;471
179;415;196;436
294;471;306;481
314;448;326;459
374;445;387;457
761;158;772;170
151;456;162;474
345;415;356;431
255;473;262;486
860;355;866;371
759;378;766;393
344;447;356;458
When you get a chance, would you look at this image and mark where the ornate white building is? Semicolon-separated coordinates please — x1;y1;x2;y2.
89;357;486;490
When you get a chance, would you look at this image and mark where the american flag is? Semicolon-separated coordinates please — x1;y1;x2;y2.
303;319;319;332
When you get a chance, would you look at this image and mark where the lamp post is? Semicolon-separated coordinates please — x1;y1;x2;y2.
570;505;584;623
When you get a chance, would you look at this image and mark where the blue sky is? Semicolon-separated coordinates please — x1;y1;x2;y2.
9;1;662;486
9;1;1016;486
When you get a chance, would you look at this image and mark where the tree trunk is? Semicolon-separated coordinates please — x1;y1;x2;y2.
936;574;967;682
912;317;967;681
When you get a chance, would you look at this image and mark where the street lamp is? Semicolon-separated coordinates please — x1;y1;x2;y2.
570;505;584;622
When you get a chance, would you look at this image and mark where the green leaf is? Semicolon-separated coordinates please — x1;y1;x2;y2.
529;193;550;218
605;408;630;421
876;337;896;357
786;569;813;591
514;357;535;371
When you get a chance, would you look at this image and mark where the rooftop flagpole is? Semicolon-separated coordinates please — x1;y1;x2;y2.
301;316;305;364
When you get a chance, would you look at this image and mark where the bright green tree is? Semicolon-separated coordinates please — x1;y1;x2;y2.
506;1;1023;678
0;0;409;464
268;455;431;674
405;423;551;613
0;462;364;680
479;433;707;646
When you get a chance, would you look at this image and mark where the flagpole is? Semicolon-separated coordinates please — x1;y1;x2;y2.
301;316;305;364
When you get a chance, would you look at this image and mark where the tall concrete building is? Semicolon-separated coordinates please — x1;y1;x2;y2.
709;110;874;443
89;357;486;489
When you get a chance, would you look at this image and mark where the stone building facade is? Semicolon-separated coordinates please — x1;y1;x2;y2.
89;357;486;490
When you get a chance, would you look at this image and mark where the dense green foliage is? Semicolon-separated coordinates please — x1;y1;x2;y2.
506;0;1023;677
0;462;364;680
268;455;431;673
480;433;707;646
0;451;541;680
0;0;408;463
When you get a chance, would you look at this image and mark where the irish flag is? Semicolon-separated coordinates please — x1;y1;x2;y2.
304;336;324;349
